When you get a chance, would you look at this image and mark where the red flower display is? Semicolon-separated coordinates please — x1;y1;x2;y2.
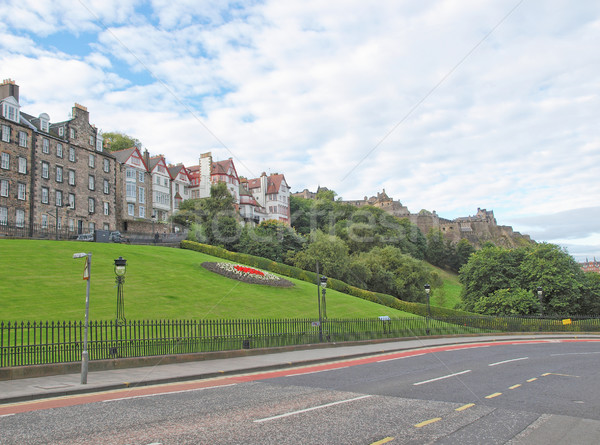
234;265;265;276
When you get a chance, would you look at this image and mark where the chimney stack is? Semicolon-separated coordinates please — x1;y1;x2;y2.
0;79;19;102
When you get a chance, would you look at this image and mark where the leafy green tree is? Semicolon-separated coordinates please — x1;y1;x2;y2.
292;230;351;281
459;245;524;312
349;246;441;302
425;229;450;268
459;243;590;316
517;243;584;315
102;131;142;151
581;272;600;315
237;220;305;263
472;288;540;315
315;188;337;201
454;238;476;270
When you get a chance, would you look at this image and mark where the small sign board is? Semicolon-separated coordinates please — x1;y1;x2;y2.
562;318;572;325
379;316;391;321
311;321;320;327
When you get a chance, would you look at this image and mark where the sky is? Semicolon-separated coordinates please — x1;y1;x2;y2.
1;0;599;261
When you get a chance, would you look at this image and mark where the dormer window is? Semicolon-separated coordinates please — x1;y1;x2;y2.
1;97;20;123
58;127;64;137
96;134;103;152
39;113;50;132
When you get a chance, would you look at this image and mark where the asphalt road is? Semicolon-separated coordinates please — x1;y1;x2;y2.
1;339;599;444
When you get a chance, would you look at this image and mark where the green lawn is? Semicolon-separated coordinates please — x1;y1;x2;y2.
430;266;463;310
0;239;415;321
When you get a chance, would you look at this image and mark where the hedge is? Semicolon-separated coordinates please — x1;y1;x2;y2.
180;240;475;318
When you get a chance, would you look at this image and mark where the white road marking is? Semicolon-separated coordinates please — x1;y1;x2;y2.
0;414;15;418
413;370;471;386
551;352;600;357
254;395;372;423
488;357;528;366
102;384;237;403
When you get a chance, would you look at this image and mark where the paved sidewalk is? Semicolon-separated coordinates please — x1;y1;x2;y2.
2;334;598;405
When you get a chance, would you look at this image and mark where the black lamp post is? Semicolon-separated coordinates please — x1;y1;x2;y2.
320;276;328;320
537;286;543;317
424;284;431;335
114;256;127;324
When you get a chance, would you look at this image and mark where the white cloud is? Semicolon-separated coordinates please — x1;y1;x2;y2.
2;0;600;258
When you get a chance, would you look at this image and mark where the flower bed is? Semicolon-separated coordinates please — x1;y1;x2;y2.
202;262;294;287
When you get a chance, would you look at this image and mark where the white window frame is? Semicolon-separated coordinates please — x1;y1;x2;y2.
56;143;63;158
18;182;26;200
103;201;109;215
1;179;9;197
88;198;95;214
88;175;95;191
103;158;110;173
19;131;28;147
42;161;49;179
126;182;136;199
126;168;136;181
127;203;135;216
1;152;8;169
138;171;145;182
88;154;95;168
55;190;62;207
1;125;10;142
56;166;63;183
41;187;49;204
0;206;7;225
42;138;49;154
68;193;75;209
16;209;25;228
139;205;145;218
138;186;145;203
68;169;75;186
103;179;109;194
69;147;75;162
18;157;26;174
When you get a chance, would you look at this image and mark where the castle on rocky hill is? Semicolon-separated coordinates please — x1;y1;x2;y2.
293;188;532;248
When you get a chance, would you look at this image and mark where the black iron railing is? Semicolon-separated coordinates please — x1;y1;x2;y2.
2;316;598;367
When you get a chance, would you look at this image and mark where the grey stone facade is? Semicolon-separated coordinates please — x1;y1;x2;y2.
1;80;118;235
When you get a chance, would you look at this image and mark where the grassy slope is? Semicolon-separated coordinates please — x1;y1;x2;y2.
0;239;416;321
430;266;462;310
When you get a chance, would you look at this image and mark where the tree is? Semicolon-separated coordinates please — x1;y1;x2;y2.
102;131;142;151
315;188;337;201
459;242;589;316
292;230;351;281
425;229;450;268
472;288;540;316
458;245;524;312
237;220;305;263
517;243;585;315
348;246;441;302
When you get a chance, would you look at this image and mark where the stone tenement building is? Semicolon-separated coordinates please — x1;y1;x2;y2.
1;79;116;234
293;188;531;248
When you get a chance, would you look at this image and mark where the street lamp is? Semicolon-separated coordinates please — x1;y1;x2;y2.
424;284;431;335
537;286;543;317
320;276;328;320
73;252;91;384
114;257;127;323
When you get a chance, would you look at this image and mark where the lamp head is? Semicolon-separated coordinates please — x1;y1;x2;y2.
424;283;431;294
537;286;543;296
319;276;327;288
114;256;127;277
